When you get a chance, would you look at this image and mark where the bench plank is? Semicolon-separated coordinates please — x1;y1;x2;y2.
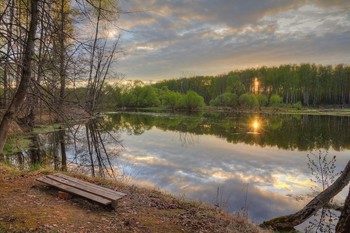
55;173;126;197
36;177;111;205
46;175;124;201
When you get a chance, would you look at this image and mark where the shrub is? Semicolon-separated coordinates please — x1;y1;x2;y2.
292;101;302;110
182;90;205;111
161;91;183;110
239;93;258;109
210;92;238;108
269;94;283;107
257;94;268;107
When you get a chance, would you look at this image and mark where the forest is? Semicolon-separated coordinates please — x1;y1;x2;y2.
100;63;350;111
152;64;350;106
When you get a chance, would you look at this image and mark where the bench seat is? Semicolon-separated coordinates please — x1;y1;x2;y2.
37;173;126;208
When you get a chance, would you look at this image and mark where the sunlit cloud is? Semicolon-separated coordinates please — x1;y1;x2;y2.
115;0;350;80
136;46;155;51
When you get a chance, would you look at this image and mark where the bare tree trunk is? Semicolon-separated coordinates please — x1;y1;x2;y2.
59;127;67;171
59;0;66;108
262;160;350;230
2;0;15;108
336;187;350;233
0;0;39;154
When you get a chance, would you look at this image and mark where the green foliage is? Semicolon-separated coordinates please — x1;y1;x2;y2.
30;163;43;171
239;93;258;109
153;76;212;104
226;74;245;96
119;85;160;108
257;94;268;107
292;101;302;110
182;90;205;111
98;84;121;110
108;112;350;151
269;94;283;107
160;90;183;110
3;136;32;155
209;92;238;108
151;63;350;107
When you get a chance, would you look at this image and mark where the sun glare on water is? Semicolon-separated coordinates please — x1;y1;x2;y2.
252;120;259;130
250;118;261;133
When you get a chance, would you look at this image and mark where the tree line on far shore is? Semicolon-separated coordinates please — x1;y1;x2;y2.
152;63;350;107
83;63;349;111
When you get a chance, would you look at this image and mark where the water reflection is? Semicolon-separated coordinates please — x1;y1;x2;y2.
69;119;123;177
106;112;350;151
5;112;350;226
249;117;261;134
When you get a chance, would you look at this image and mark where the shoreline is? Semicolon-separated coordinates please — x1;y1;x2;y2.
114;106;350;117
0;163;269;233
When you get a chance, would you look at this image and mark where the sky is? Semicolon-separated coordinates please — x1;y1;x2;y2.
115;0;350;81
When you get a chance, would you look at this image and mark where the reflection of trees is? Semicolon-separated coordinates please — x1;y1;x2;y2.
108;112;350;151
71;119;123;178
28;130;67;171
178;132;198;146
5;119;123;178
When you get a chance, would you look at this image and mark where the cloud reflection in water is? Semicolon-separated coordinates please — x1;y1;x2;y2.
111;127;348;223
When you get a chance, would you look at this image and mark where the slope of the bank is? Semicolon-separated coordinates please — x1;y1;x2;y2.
0;163;270;233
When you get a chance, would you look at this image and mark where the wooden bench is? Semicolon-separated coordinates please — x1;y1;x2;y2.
36;173;126;209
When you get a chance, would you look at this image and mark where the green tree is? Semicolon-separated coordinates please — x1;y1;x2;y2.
239;93;258;109
161;90;183;110
257;94;268;107
269;94;283;107
209;92;238;108
138;86;160;107
98;84;121;110
182;90;205;111
226;74;245;96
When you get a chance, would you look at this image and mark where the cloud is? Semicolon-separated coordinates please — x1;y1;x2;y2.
115;0;350;80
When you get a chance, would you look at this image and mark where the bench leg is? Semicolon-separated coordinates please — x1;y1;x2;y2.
58;191;72;200
111;200;118;210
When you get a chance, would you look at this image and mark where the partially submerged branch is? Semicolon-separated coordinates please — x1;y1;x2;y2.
262;160;350;230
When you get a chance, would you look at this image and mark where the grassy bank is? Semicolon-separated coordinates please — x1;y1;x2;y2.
125;105;350;117
0;163;269;233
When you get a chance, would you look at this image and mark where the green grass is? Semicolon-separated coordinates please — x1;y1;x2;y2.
3;135;32;155
29;163;43;171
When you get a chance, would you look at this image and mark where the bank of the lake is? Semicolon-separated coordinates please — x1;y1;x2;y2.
0;163;269;233
128;105;350;117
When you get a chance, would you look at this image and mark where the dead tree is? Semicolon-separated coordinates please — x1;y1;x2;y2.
336;187;350;233
262;160;350;230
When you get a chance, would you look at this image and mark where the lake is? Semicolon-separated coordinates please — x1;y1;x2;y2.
5;111;350;228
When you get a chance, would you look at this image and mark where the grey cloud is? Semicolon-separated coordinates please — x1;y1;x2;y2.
115;0;350;80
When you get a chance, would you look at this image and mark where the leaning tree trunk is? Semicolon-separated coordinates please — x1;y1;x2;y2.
0;0;39;154
262;160;350;231
336;187;350;233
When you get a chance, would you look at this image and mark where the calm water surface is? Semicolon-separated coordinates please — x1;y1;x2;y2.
106;112;349;225
6;111;350;227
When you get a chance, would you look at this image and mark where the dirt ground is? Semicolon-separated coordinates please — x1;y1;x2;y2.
0;164;269;233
